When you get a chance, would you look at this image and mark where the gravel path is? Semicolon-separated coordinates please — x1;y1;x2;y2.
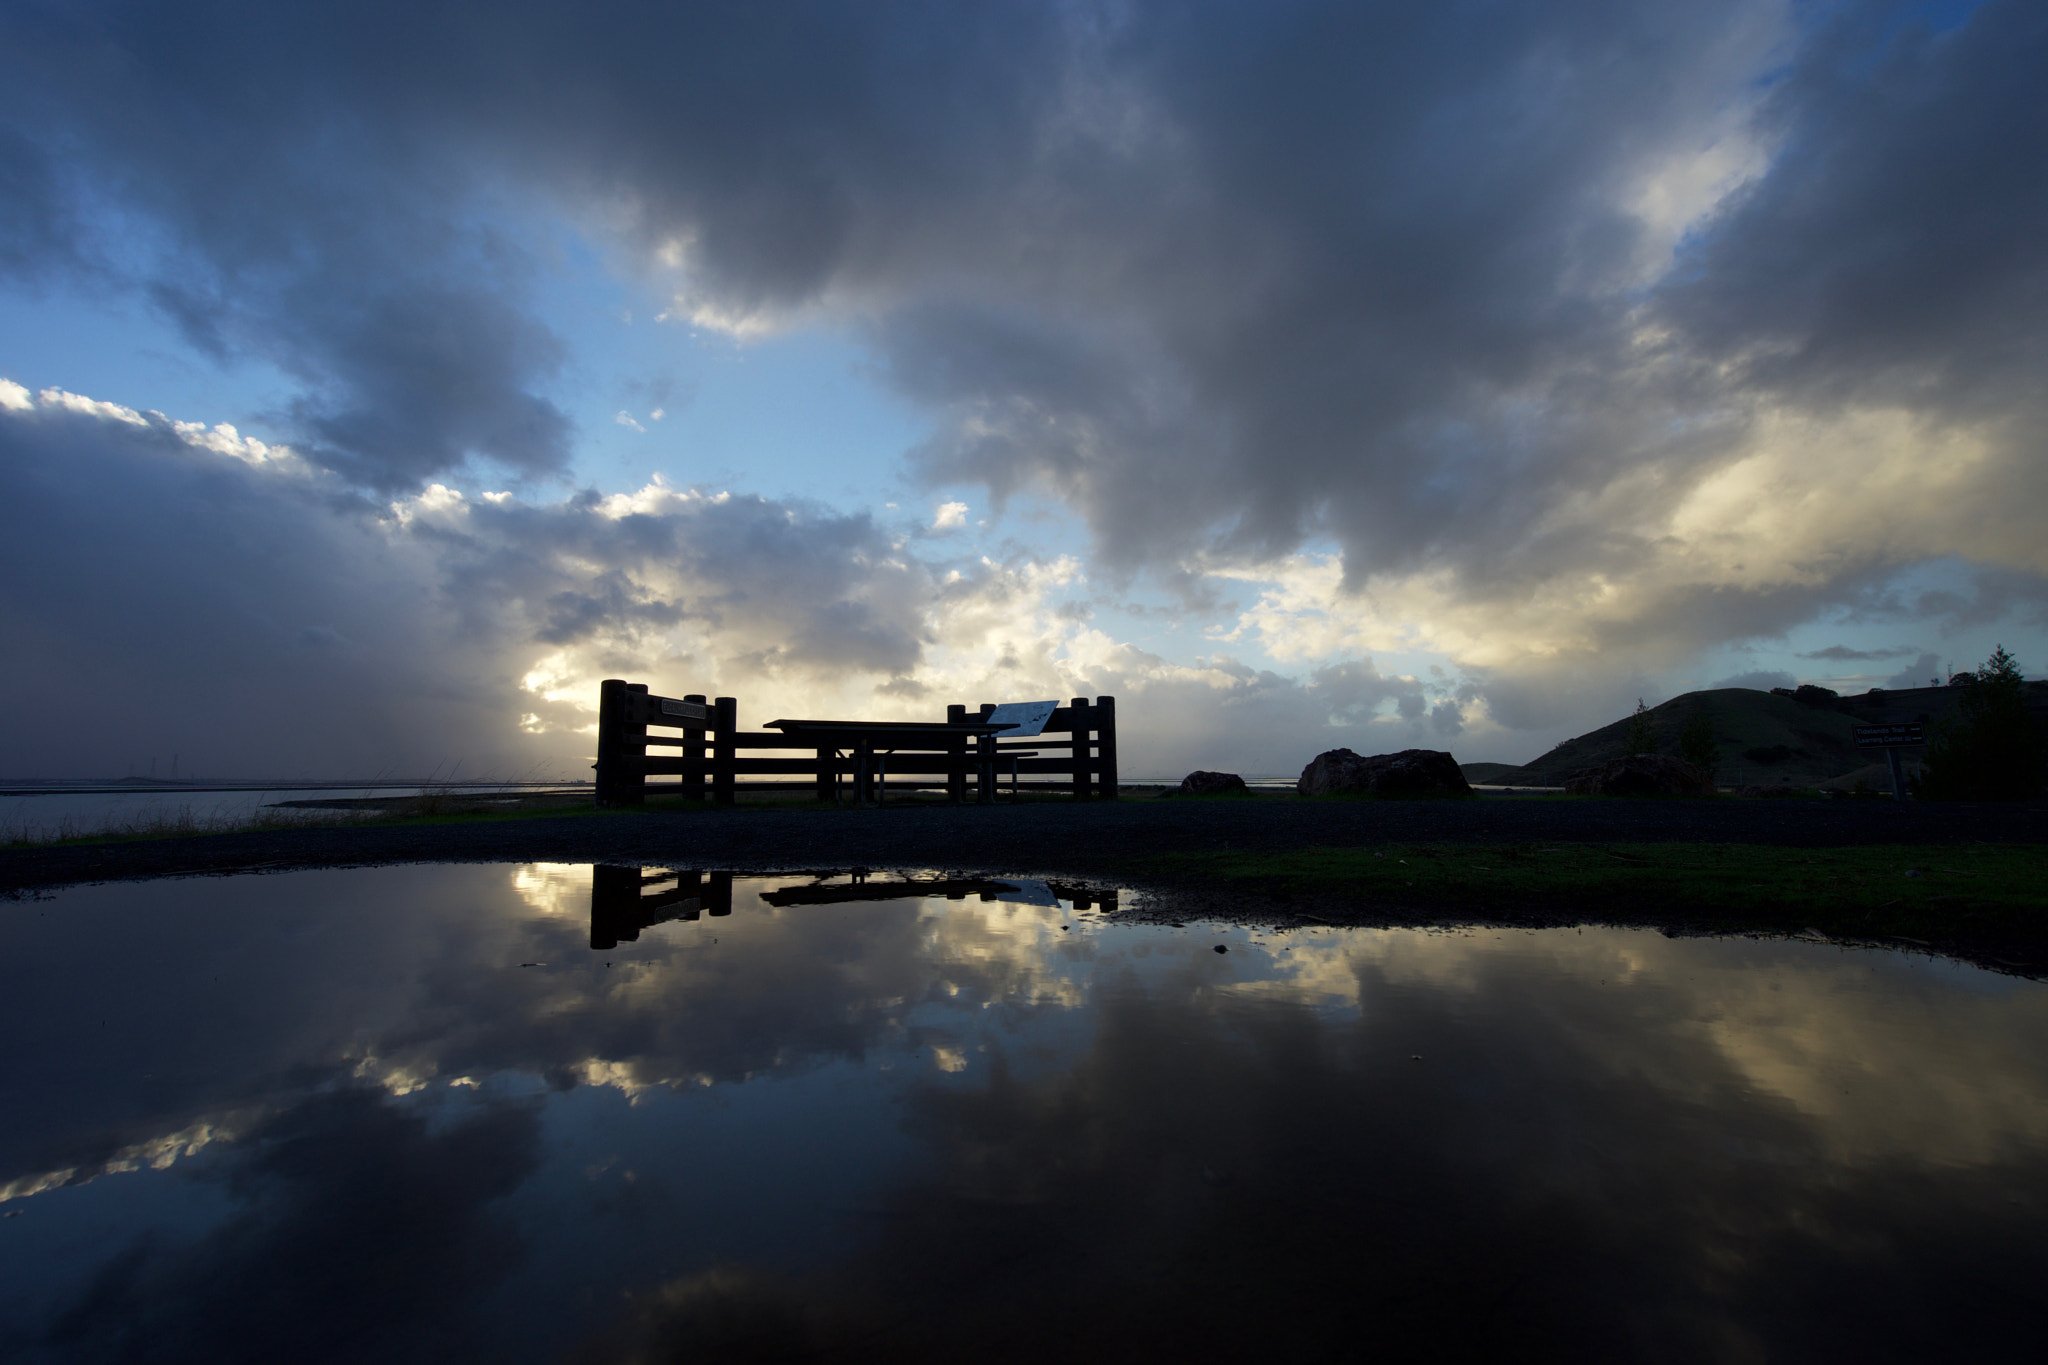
5;794;2043;899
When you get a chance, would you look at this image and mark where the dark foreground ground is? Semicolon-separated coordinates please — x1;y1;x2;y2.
7;794;2045;962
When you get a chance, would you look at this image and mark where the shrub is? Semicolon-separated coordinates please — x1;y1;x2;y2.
1678;710;1720;786
1915;646;2047;800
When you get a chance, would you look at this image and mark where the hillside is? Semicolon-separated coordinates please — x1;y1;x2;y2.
1493;683;2048;790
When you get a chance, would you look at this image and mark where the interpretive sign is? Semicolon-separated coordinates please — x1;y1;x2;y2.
660;699;708;721
1853;723;1925;749
986;700;1058;737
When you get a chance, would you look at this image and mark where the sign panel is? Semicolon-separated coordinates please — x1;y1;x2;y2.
1854;722;1925;748
659;698;708;721
986;700;1058;737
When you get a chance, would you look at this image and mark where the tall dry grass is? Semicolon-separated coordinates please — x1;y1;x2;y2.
2;800;385;848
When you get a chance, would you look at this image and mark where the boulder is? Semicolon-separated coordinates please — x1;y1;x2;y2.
1563;754;1716;797
1178;770;1248;796
1296;749;1472;798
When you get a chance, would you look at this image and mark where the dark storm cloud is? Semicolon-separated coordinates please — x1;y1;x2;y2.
1656;0;2048;414
1837;562;2048;634
0;399;942;776
0;0;1069;490
4;0;2044;737
0;0;588;490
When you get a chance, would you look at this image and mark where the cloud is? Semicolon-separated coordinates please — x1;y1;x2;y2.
43;1087;541;1364
3;386;1491;776
1711;669;1797;691
3;1;2045;750
1800;645;1916;662
0;390;961;775
930;500;968;531
614;410;645;433
1886;652;1944;690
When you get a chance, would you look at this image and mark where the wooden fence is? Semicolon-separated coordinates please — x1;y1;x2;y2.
592;679;1118;806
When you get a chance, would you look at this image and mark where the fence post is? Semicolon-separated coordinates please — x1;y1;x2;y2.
595;679;649;807
712;696;738;806
1095;695;1118;799
977;703;997;803
683;693;707;802
816;745;836;803
625;683;649;804
595;679;627;807
589;863;640;947
1069;697;1091;800
946;704;968;804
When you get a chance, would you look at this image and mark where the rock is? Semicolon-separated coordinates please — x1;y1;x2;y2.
1295;749;1473;798
1179;770;1248;796
1563;754;1716;797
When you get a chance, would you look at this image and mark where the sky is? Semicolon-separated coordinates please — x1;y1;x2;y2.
2;0;2044;780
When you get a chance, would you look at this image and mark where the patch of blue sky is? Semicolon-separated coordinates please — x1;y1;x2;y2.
1684;556;2042;698
1893;0;1988;37
526;227;936;511
0;280;299;439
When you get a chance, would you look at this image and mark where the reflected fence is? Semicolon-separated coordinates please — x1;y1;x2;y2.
590;865;1120;949
592;679;1118;807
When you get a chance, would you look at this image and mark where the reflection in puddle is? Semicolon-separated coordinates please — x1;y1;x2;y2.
2;865;2044;1361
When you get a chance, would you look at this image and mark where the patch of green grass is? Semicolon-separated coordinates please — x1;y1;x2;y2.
4;796;619;848
1136;842;2048;943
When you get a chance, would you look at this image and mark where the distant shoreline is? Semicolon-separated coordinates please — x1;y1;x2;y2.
0;781;589;796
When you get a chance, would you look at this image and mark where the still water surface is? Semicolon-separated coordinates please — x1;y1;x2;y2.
3;866;2045;1361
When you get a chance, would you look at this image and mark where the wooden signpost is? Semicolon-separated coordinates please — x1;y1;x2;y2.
1853;722;1925;800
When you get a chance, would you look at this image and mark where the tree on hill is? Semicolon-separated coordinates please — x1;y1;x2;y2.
1623;699;1656;756
1915;645;2047;800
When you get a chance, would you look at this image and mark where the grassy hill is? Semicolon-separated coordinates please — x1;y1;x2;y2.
1492;683;2048;790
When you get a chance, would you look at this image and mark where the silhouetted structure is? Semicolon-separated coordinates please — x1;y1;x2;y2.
590;865;731;948
589;868;1117;946
593;681;1118;806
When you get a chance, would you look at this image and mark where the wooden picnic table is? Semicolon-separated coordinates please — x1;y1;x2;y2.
765;718;1023;806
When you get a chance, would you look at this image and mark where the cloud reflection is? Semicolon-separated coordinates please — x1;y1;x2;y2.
1;866;2044;1359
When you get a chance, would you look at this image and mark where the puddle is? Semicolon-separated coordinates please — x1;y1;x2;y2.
3;865;2045;1360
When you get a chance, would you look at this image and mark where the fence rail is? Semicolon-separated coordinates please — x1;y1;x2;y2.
593;680;1118;807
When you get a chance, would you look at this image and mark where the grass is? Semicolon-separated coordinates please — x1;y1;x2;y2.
1134;841;2048;948
0;783;1089;847
1;793;618;848
3;803;377;848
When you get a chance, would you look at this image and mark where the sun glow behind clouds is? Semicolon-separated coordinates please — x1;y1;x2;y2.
5;373;2039;776
4;0;2047;772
